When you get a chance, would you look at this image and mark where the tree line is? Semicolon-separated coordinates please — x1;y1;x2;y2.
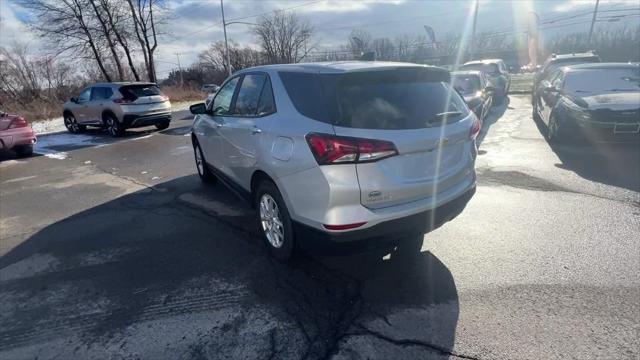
2;6;639;120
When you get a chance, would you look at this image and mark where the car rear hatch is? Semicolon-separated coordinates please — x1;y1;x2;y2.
118;84;170;112
326;67;476;209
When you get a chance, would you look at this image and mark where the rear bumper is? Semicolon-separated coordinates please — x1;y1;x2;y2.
560;116;640;142
0;127;37;150
122;112;172;128
293;185;475;245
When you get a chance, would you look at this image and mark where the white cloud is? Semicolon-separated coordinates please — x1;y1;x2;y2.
0;1;40;49
554;0;640;12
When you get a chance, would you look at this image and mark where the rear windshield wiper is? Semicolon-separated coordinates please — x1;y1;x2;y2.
426;111;463;125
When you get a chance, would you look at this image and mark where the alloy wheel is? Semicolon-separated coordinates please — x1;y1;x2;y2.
194;145;204;176
259;194;284;249
64;116;79;132
107;117;117;136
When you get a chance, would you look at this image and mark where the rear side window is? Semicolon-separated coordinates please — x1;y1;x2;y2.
280;69;467;130
279;72;330;123
234;74;267;116
257;77;276;116
90;87;113;100
120;84;162;100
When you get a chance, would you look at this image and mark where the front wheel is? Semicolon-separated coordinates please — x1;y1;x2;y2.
547;113;563;143
64;113;85;134
255;181;295;261
193;141;216;183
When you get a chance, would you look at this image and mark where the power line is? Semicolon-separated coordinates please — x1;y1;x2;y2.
226;0;323;22
169;0;322;41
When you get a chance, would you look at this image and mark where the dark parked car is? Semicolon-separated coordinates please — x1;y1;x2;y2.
532;63;640;142
533;52;601;96
460;59;510;104
452;70;494;121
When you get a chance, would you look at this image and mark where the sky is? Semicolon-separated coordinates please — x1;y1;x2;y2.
1;0;639;78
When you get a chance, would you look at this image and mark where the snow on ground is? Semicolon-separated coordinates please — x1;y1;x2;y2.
30;101;197;136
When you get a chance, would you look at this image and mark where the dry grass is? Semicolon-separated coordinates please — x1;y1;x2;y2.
1;86;206;123
161;85;207;103
1;99;64;123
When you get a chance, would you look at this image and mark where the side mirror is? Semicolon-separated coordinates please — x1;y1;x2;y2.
543;85;559;93
70;97;78;103
190;102;207;115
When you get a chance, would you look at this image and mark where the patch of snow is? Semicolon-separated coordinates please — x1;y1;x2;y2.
31;117;66;135
44;152;68;160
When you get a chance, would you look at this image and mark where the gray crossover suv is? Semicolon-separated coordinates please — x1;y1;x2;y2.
190;62;478;259
63;82;172;137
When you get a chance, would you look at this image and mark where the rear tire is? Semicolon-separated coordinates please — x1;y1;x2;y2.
193;140;216;183
255;180;295;261
155;121;170;130
392;234;424;262
14;144;33;158
105;114;125;137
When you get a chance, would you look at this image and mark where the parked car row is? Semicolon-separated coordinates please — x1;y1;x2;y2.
531;53;639;143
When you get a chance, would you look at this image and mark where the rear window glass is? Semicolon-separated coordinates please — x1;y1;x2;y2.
565;68;640;93
460;63;499;75
120;84;162;99
544;57;600;76
453;75;482;95
280;69;468;130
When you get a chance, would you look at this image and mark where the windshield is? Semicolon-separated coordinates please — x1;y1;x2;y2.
460;63;499;75
453;75;482;95
565;68;640;93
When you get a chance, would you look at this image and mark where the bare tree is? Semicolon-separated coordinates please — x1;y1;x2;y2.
253;11;314;64
348;29;372;56
126;0;162;82
17;0;113;81
98;0;141;80
198;41;263;72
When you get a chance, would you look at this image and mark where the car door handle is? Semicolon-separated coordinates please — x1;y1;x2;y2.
251;126;262;135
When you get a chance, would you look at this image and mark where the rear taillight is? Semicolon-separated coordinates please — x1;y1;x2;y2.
113;98;134;104
9;117;28;129
305;133;398;165
469;114;481;139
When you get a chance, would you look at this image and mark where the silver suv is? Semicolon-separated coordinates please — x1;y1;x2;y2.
63;82;172;137
190;62;478;259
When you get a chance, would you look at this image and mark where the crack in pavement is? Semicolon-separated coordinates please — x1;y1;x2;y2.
342;323;480;360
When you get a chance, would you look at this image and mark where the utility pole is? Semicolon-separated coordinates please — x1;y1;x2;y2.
220;0;231;76
470;0;479;61
587;0;600;49
175;52;184;87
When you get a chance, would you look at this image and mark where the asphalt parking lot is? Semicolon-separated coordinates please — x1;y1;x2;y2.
1;95;639;359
